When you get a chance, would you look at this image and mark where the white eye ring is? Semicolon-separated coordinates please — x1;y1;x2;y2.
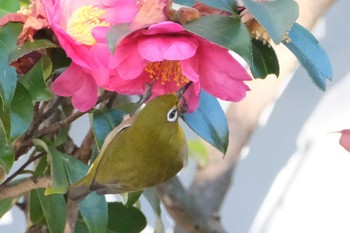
167;108;178;122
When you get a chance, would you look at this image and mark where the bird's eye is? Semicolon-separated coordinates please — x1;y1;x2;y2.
167;108;178;122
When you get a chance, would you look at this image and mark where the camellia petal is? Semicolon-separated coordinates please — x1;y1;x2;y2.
51;63;98;112
137;36;199;61
144;21;185;35
197;39;251;101
339;129;350;153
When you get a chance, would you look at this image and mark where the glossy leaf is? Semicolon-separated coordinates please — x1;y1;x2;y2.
8;82;33;140
35;188;66;233
29;189;45;224
32;139;69;194
92;109;126;150
184;15;252;65
198;0;236;12
144;188;165;233
0;198;14;218
0;0;19;13
107;202;147;233
8;39;58;64
173;0;194;6
107;24;131;53
0;23;22;110
251;39;279;79
20;56;52;101
79;194;108;233
126;190;143;207
63;153;108;233
283;23;333;90
183;90;229;154
0;126;14;181
242;0;298;44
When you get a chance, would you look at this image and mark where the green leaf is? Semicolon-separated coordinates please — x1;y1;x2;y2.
241;0;299;44
20;56;52;101
8;39;58;64
144;188;165;233
32;139;69;194
107;202;147;233
74;219;90;233
0;125;14;181
184;15;253;65
79;194;108;233
251;39;279;79
0;0;19;13
283;23;333;90
106;24;131;54
0;198;14;218
29;190;45;224
63;154;108;233
35;188;66;233
188;140;209;168
92;109;126;150
183;90;229;154
173;0;194;6
126;190;143;207
0;23;22;110
198;0;236;12
7;82;34;140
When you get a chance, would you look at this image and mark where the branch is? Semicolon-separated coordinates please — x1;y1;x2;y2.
0;176;51;199
158;0;337;232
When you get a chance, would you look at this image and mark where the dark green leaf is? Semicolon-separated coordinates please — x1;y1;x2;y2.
79;194;108;233
184;15;253;65
183;90;229;154
126;190;143;207
35;188;66;233
0;23;22;110
242;0;298;44
107;202;147;233
0;0;19;13
63;153;108;233
283;23;333;90
8;82;33;140
8;39;58;64
143;188;165;233
74;219;90;233
32;139;69;195
0;125;14;181
198;0;236;12
173;0;194;6
251;39;279;79
0;198;14;218
92;109;126;150
107;24;131;54
19;56;52;101
29;190;45;224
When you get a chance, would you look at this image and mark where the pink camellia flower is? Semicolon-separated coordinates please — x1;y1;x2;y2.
339;129;350;153
108;21;251;112
43;0;138;111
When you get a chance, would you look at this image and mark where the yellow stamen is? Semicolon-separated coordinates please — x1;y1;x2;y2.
145;60;190;87
66;5;110;46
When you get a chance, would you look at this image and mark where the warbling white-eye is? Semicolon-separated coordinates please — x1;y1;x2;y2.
68;83;191;201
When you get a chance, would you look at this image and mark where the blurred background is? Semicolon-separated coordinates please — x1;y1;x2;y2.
1;0;349;232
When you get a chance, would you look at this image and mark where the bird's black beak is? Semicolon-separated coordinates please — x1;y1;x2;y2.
176;82;192;100
176;82;192;115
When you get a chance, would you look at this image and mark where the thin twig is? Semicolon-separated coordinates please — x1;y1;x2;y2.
1;152;45;186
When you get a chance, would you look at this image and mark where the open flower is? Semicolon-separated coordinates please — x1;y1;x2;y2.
42;0;138;111
109;21;251;112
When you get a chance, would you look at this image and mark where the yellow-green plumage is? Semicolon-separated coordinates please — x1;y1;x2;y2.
69;94;188;201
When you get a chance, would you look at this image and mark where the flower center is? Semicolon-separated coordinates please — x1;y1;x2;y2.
145;60;190;87
66;5;110;46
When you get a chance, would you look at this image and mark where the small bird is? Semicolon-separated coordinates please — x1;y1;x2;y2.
68;84;190;201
